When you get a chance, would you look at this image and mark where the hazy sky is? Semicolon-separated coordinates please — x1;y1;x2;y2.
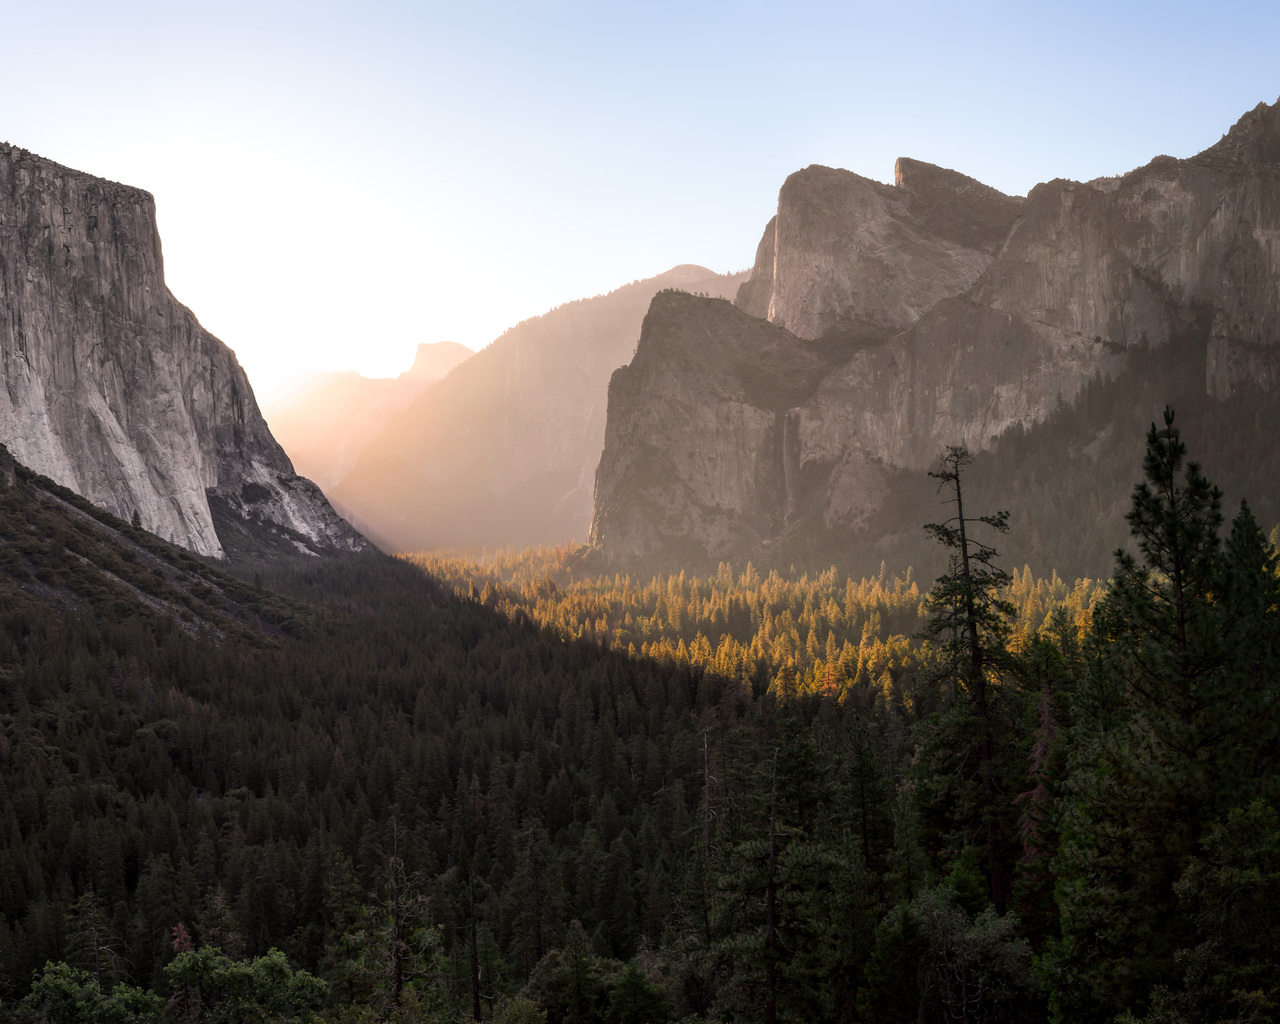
4;0;1278;399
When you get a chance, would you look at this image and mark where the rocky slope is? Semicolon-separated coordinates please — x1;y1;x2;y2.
333;264;747;552
0;143;367;560
590;99;1280;572
264;341;472;492
738;159;1022;341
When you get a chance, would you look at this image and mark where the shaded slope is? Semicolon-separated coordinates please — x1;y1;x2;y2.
0;444;312;640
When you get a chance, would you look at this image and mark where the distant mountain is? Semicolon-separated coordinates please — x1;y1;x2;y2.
264;341;472;493
0;143;368;560
588;99;1280;577
333;264;748;551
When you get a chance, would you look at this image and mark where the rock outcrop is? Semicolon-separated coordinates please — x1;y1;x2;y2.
590;99;1280;570
590;292;844;564
0;143;367;559
333;264;747;552
740;160;1022;342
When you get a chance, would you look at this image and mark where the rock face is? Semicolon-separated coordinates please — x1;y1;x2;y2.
590;292;855;564
333;264;747;552
590;99;1280;569
264;341;472;493
743;160;1022;341
0;143;367;559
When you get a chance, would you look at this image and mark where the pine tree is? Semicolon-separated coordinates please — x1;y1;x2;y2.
1050;409;1280;1022
919;445;1017;913
65;889;124;990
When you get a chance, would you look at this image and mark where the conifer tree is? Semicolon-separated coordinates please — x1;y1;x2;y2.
65;889;123;990
920;445;1017;913
1050;409;1280;1022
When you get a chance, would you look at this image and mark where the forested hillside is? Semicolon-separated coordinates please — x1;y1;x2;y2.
2;419;1279;1023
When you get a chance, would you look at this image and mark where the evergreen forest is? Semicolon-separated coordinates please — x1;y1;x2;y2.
1;413;1278;1024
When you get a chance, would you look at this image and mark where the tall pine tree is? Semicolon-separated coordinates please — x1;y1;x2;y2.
1050;409;1280;1022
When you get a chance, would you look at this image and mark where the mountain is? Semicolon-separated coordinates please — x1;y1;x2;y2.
589;99;1280;576
0;142;367;560
735;159;1022;340
263;341;472;493
332;264;748;552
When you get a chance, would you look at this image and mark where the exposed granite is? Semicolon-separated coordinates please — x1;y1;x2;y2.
737;160;1022;341
0;143;367;558
592;98;1280;567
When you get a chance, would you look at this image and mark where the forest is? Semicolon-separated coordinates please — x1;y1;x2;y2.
1;412;1278;1023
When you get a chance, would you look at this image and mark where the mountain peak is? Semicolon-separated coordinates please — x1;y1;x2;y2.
403;341;472;381
1195;96;1280;168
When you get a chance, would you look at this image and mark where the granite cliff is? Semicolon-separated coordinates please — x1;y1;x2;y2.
333;264;747;552
737;159;1022;340
590;99;1280;573
0;143;367;559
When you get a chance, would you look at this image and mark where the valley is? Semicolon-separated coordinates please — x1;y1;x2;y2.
3;90;1280;1024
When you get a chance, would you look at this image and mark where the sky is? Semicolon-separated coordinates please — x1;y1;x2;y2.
3;0;1279;400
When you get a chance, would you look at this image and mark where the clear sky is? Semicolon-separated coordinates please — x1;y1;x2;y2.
3;0;1278;400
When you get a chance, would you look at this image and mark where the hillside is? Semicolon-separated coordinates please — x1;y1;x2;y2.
263;342;473;493
0;444;312;641
333;265;747;551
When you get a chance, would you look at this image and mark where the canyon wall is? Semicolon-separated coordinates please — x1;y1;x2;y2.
590;99;1280;569
0;143;366;559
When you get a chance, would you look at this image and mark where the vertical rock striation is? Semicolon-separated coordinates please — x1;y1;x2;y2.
739;160;1022;341
591;98;1280;569
0;143;366;558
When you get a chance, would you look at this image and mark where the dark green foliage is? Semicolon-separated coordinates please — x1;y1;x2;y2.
2;413;1279;1023
524;922;620;1024
14;961;163;1024
603;961;669;1024
859;887;1038;1024
164;946;326;1023
1145;800;1280;1023
917;445;1022;915
922;445;1015;689
1049;411;1280;1022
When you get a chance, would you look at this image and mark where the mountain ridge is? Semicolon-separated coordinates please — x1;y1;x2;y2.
589;97;1280;574
264;341;473;493
333;263;748;552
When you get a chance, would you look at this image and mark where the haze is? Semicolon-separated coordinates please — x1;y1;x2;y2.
3;0;1277;400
